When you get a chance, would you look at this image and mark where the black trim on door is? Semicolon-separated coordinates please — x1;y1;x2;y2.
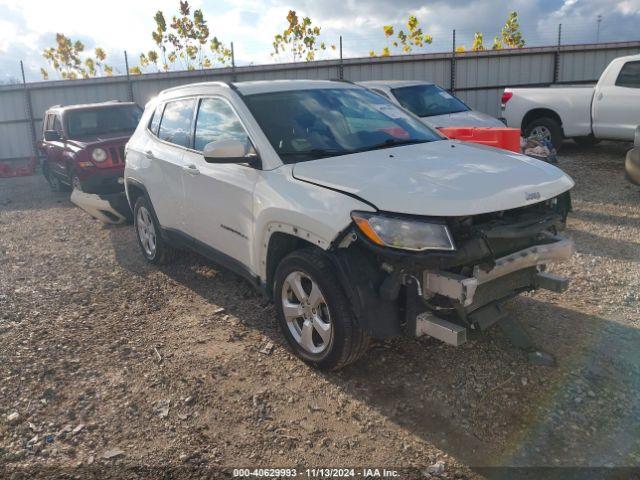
162;227;266;294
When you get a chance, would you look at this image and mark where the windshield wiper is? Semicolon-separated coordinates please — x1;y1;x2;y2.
354;138;429;153
278;148;350;159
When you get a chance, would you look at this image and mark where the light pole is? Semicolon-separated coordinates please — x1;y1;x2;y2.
596;15;602;43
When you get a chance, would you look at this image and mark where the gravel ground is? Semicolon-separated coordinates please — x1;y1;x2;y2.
1;142;639;479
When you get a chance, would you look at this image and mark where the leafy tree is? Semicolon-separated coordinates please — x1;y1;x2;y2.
41;33;112;80
143;1;232;73
459;11;526;53
371;15;433;57
499;11;525;48
472;32;485;51
272;10;332;62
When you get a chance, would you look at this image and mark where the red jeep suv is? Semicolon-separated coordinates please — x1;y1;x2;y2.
40;101;142;194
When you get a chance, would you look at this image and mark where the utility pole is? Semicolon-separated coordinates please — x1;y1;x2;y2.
596;15;602;43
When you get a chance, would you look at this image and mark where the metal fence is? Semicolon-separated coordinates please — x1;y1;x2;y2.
1;40;639;165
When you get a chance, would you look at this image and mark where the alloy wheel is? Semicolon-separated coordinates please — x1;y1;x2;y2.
530;125;552;143
136;206;157;258
281;271;333;355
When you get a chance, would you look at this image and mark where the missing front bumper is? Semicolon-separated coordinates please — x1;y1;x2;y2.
422;236;574;308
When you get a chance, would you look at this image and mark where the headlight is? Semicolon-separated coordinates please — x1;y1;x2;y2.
351;212;455;252
91;148;107;162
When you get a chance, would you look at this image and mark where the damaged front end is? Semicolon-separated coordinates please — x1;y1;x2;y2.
330;193;574;344
70;189;132;224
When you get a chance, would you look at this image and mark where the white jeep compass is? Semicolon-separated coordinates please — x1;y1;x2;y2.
125;80;575;370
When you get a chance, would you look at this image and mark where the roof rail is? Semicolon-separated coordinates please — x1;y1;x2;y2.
159;81;230;95
330;78;355;84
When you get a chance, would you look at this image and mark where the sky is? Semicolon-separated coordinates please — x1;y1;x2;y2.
0;0;638;83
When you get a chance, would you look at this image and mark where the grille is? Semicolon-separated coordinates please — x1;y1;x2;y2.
108;146;126;165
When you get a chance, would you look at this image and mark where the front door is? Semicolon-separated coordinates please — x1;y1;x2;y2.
181;97;259;272
593;60;640;141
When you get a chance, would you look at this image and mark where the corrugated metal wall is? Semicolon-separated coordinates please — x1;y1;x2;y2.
1;41;639;163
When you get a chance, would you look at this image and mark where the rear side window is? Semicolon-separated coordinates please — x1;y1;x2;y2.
158;99;195;148
616;61;640;88
194;98;249;152
148;103;164;135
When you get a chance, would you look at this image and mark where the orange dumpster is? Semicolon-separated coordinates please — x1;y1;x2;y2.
438;127;521;153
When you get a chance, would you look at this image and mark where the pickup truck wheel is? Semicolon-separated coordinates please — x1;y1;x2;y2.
133;196;176;264
524;117;563;150
274;249;370;370
44;166;67;192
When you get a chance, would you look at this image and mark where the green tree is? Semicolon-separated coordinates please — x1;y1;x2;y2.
472;32;485;51
144;1;232;73
272;10;332;62
41;33;112;80
499;11;525;48
371;15;433;57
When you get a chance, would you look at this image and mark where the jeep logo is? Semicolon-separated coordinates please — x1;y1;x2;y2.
525;191;541;201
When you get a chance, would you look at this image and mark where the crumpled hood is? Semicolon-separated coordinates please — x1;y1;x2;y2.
292;140;574;216
423;110;506;129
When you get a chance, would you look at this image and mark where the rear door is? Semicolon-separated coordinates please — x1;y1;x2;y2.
144;98;196;230
593;60;640;140
181;96;259;270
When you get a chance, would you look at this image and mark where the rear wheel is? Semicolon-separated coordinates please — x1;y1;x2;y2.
133;196;176;264
524;117;563;150
274;248;370;370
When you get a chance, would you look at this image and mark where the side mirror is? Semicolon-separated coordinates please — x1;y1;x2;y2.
44;130;62;142
635;125;640;148
203;138;259;166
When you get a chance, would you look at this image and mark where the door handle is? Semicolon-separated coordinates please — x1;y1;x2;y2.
144;150;154;159
183;164;200;175
597;92;604;101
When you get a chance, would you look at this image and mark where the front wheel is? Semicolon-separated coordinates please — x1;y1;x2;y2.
44;166;67;192
274;248;370;370
524;117;563;151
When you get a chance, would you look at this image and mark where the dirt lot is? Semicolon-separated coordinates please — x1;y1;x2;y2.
1;142;639;479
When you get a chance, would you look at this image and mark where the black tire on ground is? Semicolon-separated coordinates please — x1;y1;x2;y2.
133;195;177;265
274;248;370;370
573;135;601;147
43;165;68;192
523;117;563;151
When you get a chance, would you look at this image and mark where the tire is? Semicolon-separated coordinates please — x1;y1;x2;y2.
574;135;601;147
44;167;67;192
523;117;563;150
133;195;176;265
274;248;370;370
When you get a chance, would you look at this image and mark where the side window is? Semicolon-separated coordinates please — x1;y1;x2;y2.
158;98;195;148
616;61;640;88
43;114;52;132
148;103;164;135
53;116;63;134
194;98;250;152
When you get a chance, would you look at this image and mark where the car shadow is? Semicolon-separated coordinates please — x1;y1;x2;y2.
108;225;640;473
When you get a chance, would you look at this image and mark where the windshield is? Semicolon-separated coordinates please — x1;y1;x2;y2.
66;105;142;138
391;84;470;118
243;87;442;163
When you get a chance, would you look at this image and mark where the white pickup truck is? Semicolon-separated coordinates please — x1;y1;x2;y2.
502;54;640;148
